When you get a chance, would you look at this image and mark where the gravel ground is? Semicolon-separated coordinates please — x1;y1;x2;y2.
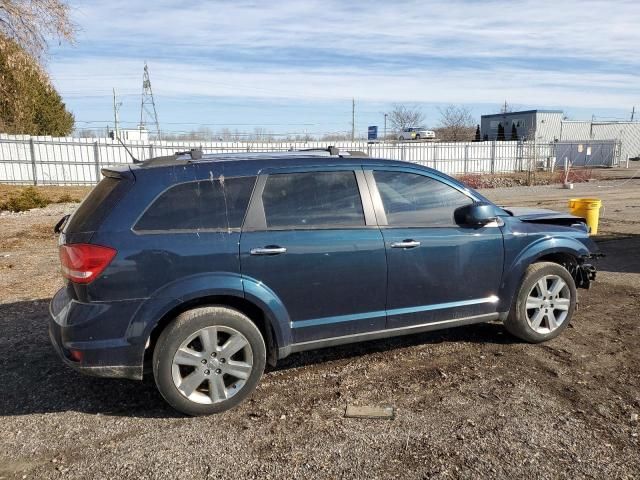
0;179;639;479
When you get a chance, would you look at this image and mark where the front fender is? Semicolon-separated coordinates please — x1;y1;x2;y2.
498;235;590;311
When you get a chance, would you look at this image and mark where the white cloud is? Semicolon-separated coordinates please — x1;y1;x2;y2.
50;0;640;114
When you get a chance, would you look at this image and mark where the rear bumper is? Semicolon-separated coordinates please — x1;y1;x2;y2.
48;287;145;380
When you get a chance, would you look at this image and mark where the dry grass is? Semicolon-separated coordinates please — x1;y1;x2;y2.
457;168;600;190
0;184;90;212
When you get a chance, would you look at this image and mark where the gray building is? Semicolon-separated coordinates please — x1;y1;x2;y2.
480;110;564;142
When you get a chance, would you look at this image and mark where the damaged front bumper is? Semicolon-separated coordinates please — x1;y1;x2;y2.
575;253;604;289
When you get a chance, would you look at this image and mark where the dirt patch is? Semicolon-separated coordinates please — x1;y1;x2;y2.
0;180;639;479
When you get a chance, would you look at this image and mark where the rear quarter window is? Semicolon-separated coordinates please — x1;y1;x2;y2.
134;176;255;232
65;177;129;233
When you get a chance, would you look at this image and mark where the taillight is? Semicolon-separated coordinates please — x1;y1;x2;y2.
59;244;117;284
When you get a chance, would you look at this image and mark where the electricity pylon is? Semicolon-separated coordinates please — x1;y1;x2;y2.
140;62;161;140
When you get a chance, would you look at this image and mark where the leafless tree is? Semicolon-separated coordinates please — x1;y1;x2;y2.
74;128;98;138
388;104;425;132
0;0;76;58
436;105;476;142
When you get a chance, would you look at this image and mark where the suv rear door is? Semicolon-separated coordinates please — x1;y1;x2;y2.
240;166;387;344
366;167;504;329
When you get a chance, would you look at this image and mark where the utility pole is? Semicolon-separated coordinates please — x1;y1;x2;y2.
112;88;122;138
384;113;388;140
631;106;636;121
351;98;355;141
140;62;161;140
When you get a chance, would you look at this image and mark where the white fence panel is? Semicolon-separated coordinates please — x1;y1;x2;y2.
0;134;614;185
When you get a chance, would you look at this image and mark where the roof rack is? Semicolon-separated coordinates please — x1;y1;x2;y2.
174;148;203;160
292;146;340;156
139;145;368;168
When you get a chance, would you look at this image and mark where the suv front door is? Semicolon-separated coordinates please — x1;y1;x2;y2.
240;167;387;344
367;168;504;329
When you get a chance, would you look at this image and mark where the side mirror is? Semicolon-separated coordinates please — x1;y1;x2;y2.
454;203;498;227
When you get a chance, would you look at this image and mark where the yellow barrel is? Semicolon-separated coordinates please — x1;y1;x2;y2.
568;198;602;235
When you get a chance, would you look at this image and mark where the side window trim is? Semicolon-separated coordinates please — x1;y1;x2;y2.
242;174;268;232
242;168;376;232
365;168;476;228
363;170;388;226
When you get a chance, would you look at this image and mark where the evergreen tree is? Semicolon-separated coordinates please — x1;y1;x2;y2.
474;124;481;141
0;35;74;136
496;123;505;141
510;123;518;141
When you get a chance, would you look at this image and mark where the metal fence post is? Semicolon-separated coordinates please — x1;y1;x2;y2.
464;144;469;173
93;141;100;183
29;138;38;185
433;145;438;170
490;141;496;174
149;143;154;159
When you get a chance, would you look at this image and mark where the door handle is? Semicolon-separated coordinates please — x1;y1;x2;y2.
250;246;287;256
390;240;421;249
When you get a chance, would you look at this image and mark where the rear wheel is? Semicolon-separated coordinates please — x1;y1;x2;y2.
504;262;576;343
153;306;266;416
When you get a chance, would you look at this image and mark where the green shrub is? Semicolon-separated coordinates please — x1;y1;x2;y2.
0;187;51;212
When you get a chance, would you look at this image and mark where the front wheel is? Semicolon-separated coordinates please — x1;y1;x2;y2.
153;306;266;416
504;262;577;343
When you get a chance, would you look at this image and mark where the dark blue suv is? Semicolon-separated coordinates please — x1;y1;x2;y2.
49;148;599;415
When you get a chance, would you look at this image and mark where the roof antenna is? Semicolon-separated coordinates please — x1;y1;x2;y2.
109;131;140;163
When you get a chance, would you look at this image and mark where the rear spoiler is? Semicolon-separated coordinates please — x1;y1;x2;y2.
101;166;135;180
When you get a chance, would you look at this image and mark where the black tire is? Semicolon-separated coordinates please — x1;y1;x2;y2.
153;306;266;416
504;262;577;343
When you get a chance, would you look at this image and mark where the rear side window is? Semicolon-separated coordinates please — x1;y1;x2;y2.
262;171;364;229
65;177;127;233
373;171;472;226
135;176;255;231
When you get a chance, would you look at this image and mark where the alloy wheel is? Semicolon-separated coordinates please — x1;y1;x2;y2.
171;326;254;404
525;275;571;334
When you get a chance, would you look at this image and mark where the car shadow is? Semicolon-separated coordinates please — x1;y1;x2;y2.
273;322;515;372
593;234;640;275
0;299;516;418
0;299;178;419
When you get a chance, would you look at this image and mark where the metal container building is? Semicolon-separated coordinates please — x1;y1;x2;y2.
481;110;564;142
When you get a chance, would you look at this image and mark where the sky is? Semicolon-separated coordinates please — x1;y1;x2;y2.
47;0;640;137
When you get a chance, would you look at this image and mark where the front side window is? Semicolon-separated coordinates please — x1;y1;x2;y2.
135;176;255;231
373;171;472;226
262;171;365;229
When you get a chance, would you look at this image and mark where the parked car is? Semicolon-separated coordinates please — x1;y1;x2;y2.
50;148;599;416
398;127;436;141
